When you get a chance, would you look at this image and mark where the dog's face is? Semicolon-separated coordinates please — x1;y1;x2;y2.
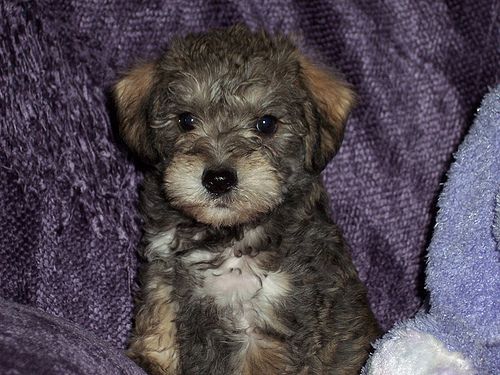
115;27;354;227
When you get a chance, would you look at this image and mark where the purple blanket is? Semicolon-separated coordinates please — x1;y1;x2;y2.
0;0;498;354
0;300;144;374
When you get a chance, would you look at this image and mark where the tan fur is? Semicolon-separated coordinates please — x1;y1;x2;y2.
163;151;282;227
127;274;179;375
298;54;355;170
239;334;294;375
114;62;157;161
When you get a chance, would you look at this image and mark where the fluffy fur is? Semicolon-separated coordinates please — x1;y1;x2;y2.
115;26;379;375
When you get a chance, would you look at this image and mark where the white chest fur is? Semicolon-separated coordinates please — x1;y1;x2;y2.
147;227;291;333
201;253;265;302
186;248;291;332
188;249;288;302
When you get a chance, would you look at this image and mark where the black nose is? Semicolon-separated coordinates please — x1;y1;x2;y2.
202;168;238;195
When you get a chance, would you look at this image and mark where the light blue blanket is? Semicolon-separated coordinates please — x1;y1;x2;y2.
364;85;500;374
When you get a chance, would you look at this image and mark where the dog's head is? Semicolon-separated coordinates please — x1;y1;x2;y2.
115;26;354;228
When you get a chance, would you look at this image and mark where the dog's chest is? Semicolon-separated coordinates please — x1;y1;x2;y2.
188;247;285;297
185;247;290;332
147;228;290;331
191;251;264;301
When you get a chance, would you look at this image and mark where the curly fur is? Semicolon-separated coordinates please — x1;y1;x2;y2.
115;25;379;375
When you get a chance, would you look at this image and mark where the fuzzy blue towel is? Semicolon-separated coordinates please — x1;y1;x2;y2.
364;85;500;374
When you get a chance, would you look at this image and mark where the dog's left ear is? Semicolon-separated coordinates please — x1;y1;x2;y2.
298;54;355;172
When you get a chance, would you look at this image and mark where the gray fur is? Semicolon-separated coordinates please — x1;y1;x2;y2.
116;25;379;375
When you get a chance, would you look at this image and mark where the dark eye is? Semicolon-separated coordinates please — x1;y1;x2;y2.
178;112;196;131
256;115;278;134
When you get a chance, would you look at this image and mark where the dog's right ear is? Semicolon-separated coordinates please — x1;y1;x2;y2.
114;62;158;163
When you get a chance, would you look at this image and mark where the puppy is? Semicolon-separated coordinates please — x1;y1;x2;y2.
115;25;379;375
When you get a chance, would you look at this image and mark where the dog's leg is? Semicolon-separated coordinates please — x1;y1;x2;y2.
312;285;380;375
128;272;179;375
237;328;296;375
314;333;376;375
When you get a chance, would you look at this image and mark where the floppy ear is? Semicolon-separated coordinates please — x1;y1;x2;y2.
114;62;158;163
299;55;355;172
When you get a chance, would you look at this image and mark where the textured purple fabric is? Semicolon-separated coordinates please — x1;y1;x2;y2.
0;0;498;357
0;299;145;374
